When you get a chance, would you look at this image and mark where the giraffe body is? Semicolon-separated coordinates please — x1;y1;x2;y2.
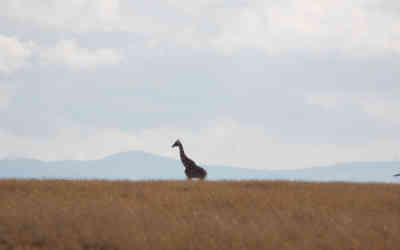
172;139;207;180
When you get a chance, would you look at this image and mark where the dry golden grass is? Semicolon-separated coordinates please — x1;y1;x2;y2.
0;180;399;250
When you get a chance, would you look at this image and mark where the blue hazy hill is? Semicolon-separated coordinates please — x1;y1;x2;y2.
0;151;399;182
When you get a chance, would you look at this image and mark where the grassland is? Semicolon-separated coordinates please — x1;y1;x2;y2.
0;180;399;250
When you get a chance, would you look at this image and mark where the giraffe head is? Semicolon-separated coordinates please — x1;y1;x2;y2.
172;139;182;148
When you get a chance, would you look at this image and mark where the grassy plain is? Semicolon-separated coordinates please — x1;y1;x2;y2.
0;179;399;250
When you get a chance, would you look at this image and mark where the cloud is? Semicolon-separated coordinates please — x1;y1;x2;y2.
2;1;400;54
210;0;400;55
2;47;398;143
0;34;35;73
1;0;122;32
0;84;17;110
2;118;399;169
40;40;122;69
304;91;400;125
1;0;400;169
0;0;169;35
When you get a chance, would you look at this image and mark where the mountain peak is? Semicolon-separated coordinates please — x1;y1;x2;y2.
0;151;399;182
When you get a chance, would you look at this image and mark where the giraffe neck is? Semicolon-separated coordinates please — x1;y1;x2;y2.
178;144;187;163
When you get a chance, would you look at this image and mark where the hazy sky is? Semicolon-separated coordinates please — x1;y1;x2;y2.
1;0;400;169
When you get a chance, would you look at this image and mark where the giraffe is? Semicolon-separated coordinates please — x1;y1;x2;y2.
172;139;207;180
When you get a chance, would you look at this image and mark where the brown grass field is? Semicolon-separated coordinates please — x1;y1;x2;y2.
0;179;399;250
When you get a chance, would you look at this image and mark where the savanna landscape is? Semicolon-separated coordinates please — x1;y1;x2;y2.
0;179;399;250
2;1;400;250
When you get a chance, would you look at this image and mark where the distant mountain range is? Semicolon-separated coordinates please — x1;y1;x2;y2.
1;151;399;183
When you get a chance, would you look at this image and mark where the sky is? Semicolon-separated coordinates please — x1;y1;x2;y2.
0;0;400;170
